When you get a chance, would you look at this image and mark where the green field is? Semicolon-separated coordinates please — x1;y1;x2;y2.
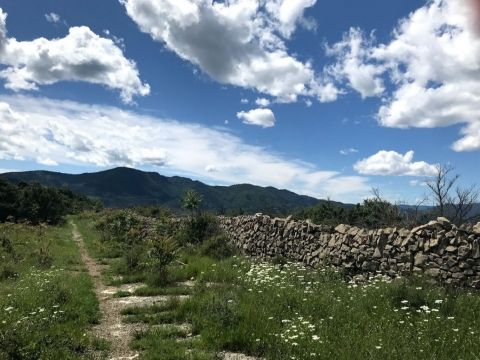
0;221;103;359
2;212;480;359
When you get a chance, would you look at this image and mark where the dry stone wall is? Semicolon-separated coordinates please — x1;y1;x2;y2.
219;215;480;288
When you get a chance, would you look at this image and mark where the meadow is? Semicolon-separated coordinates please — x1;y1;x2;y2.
72;210;480;360
0;221;104;359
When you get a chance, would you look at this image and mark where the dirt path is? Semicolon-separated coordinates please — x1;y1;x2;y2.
72;222;152;360
72;221;260;360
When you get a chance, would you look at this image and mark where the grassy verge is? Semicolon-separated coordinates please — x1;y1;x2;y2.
0;221;103;359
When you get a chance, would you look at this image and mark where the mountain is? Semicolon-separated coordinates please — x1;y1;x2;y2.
0;167;322;214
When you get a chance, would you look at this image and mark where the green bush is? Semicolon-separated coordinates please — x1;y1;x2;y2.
145;236;178;286
200;234;237;260
177;213;219;245
0;179;101;225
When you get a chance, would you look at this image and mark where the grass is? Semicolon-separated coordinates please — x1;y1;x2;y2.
72;212;480;359
0;221;103;359
128;251;480;360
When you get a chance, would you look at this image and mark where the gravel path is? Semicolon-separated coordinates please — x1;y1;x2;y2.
72;222;148;360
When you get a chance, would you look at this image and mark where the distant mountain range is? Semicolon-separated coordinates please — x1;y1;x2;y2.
0;167;327;215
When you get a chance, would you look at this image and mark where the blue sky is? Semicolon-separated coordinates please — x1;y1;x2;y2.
0;0;479;204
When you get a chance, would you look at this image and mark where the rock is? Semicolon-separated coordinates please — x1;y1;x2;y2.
425;268;440;277
436;217;452;228
457;245;470;258
411;224;428;234
335;224;350;235
473;240;480;259
445;246;457;253
414;253;428;266
473;222;480;235
373;247;382;259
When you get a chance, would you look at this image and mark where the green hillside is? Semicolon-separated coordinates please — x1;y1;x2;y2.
0;167;322;215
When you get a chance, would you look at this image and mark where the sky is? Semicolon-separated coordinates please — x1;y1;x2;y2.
0;0;479;204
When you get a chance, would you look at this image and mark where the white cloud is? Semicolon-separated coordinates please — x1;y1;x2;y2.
354;150;437;177
340;148;358;155
37;157;58;166
255;97;270;107
240;98;249;104
236;108;276;128
265;0;318;38
0;94;369;201
327;0;480;151
121;0;337;103
0;168;16;174
0;8;149;104
45;12;61;24
326;28;384;98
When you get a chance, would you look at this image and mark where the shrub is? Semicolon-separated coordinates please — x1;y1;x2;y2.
177;213;219;245
200;234;237;260
145;236;178;287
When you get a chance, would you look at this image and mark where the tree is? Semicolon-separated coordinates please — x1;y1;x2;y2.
451;185;479;225
425;164;479;224
181;189;203;217
426;164;459;217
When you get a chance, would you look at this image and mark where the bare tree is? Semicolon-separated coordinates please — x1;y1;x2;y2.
451;185;479;224
426;164;459;216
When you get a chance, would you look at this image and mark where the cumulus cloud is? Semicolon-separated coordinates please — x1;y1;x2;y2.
354;150;437;177
327;0;480;151
0;95;369;201
0;8;149;103
264;0;318;37
121;0;337;103
237;108;276;128
255;97;270;107
326;28;384;98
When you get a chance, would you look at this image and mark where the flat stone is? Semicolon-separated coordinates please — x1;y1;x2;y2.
335;224;350;235
445;246;457;253
425;268;440;277
414;253;428;266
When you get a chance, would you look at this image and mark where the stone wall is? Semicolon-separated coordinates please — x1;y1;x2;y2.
219;215;480;288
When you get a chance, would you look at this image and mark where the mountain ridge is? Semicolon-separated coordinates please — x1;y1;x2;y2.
0;167;327;215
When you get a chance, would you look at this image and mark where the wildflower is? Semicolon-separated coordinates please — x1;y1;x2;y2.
434;299;443;304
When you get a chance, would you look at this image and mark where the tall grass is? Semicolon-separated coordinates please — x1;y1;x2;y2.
0;222;102;359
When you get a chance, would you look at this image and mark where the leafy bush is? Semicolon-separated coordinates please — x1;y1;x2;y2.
0;179;101;225
200;234;237;260
177;213;219;245
146;236;179;286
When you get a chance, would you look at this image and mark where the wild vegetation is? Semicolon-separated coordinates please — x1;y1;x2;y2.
0;221;103;359
71;190;480;359
0;178;101;225
296;165;479;228
1;185;480;359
